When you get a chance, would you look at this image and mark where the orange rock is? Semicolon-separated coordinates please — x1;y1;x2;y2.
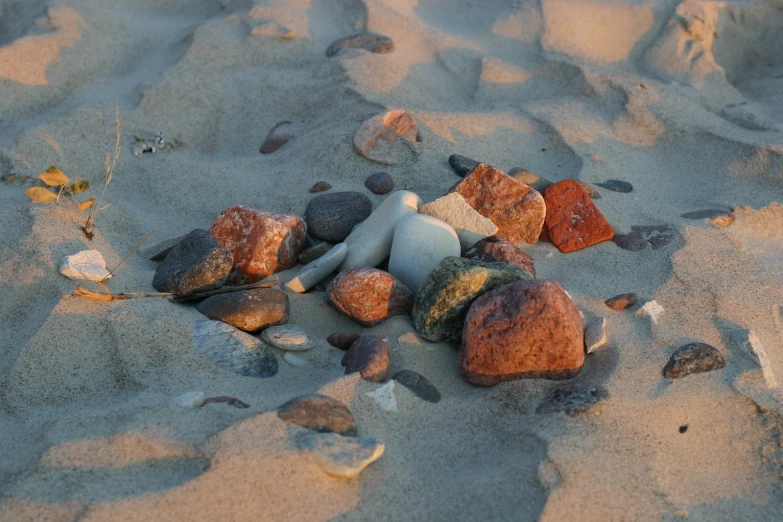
209;206;307;284
544;180;613;253
448;164;545;243
327;266;413;327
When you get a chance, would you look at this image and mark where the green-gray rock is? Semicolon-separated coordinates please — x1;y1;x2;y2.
412;257;533;343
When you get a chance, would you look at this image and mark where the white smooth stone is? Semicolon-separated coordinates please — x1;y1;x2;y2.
59;249;112;282
171;391;206;408
365;380;397;412
585;317;607;354
284;243;347;293
387;214;460;294
636;300;664;324
419;193;498;251
261;325;314;351
338;191;421;271
300;433;385;478
283;352;309;367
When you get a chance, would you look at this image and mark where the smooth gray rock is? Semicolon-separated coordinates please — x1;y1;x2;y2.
299;433;385;478
419;193;498;251
448;154;480;177
152;229;233;294
285;243;347;293
306;192;372;243
365;172;394;195
277;394;356;435
140;234;185;261
192;320;278;378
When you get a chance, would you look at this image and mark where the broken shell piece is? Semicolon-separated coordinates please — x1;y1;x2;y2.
353;110;417;166
365;380;397;413
738;331;777;388
585;317;607;354
59;249;112;282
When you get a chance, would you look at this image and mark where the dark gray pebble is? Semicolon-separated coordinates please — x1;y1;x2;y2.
277;394;357;435
342;335;390;382
595;179;633;193
663;343;725;379
326;33;394;57
448;154;480;177
537;385;608;417
365;172;394;195
152;229;233;294
306;191;372;243
681;209;731;219
393;370;441;403
327;332;362;350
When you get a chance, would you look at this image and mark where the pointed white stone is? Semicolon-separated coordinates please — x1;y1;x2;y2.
365;380;397;413
59;250;112;282
739;331;777;388
585;317;607;354
636;300;664;324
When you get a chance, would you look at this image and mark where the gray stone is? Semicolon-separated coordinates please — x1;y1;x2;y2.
365;172;394;195
285;243;347;293
192;320;278;378
299;433;385;478
448;154;480;177
277;394;357;435
388;214;461;294
537;385;608;417
152;229;233;294
419;193;498;251
261;325;314;351
595;179;633;193
393;370;441;403
663;343;726;379
342;336;390;382
140;234;185;262
326;33;394;57
339;190;422;271
196;288;289;333
306;191;372;243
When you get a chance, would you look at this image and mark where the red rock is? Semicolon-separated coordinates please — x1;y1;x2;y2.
327;266;414;327
448;164;545;243
463;238;536;277
209;206;307;284
459;280;584;386
543;180;614;253
327;332;362;350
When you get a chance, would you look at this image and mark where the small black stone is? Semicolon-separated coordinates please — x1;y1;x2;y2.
341;336;390;382
679;425;688;433
309;181;332;193
595;179;633;193
663;342;726;379
393;370;441;403
326;33;394;57
306;191;372;243
537;385;608;417
681;209;731;219
277;394;357;435
365;172;394;195
152;229;233;294
448;154;480;177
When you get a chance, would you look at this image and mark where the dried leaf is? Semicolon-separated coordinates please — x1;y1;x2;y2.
79;198;95;211
39;166;70;187
69;179;90;195
24;186;58;203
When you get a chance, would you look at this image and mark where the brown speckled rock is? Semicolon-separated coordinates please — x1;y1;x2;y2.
449;164;545;243
327;266;414;327
341;336;390;382
463;238;536;277
209;206;307;284
196;288;289;333
460;280;584;386
544;180;614;253
605;293;637;311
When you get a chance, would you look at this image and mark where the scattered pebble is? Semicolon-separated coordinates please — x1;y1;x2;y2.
298;242;332;265
339;190;422;271
171;391;206;408
388;214;461;293
261;325;314;351
140;234;184;262
259;121;293;154
202;396;250;409
326;32;394;57
636;300;664;324
709;213;735;227
342;335;390;382
595;179;633;193
192;320;278;378
196;288;289;333
605;293;638;310
309;181;332;193
393;370;441;403
283;352;309;367
59;249;113;282
306;191;373;243
299;432;385;478
463;238;535;277
738;331;777;388
450;164;545;243
210;206;307;284
365;380;398;412
277;394;357;435
537;385;608;417
448;154;480;177
419;193;498;251
663;343;726;379
285;243;347;293
543;180;614;253
681;209;731;219
460;280;585;386
328;266;414;327
354;110;416;166
152;229;233;293
327;333;361;350
585;317;607;354
365;172;394;195
412;257;533;343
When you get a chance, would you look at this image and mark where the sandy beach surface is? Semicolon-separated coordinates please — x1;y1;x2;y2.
1;0;783;520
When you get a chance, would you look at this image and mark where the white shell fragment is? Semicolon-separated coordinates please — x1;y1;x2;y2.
59;249;112;282
636;300;664;324
171;391;206;408
585;317;607;354
739;331;777;389
365;380;398;413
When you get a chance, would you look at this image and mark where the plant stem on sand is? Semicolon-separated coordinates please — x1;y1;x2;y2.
82;106;121;240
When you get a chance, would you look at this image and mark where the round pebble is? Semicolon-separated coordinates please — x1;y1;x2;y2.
261;325;314;351
365;172;394;195
306;191;373;243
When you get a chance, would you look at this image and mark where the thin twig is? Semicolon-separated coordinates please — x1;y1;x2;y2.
84;106;121;237
64;280;278;302
103;229;156;281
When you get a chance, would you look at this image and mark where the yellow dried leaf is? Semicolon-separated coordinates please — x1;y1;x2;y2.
39;167;70;187
79;198;95;211
24;186;58;203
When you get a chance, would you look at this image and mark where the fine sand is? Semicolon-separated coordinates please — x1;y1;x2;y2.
1;0;783;520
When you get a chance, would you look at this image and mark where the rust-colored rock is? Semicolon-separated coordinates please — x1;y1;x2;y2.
460;280;584;386
463;238;536;277
327;266;414;327
209;206;307;284
448;164;545;243
544;180;614;253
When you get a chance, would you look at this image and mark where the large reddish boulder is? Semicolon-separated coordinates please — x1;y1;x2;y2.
463;238;536;277
327;266;414;327
459;280;584;386
543;180;614;253
209;206;307;284
448;164;545;243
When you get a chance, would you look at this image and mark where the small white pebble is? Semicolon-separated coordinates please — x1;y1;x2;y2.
365;380;397;413
546;252;554;258
636;300;664;324
585;317;607;354
59;250;112;282
171;391;205;408
283;352;309;367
